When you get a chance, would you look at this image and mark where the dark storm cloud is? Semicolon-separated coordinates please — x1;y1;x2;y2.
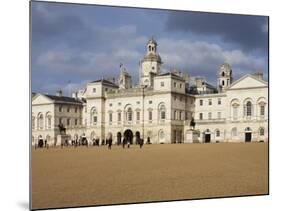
165;11;268;52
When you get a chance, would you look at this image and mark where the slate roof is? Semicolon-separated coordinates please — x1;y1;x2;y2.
90;79;119;88
44;94;84;104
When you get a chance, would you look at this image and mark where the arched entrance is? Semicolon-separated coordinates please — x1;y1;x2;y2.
117;132;122;145
204;129;211;143
245;127;252;142
159;130;165;144
135;131;140;144
38;135;44;148
124;129;133;144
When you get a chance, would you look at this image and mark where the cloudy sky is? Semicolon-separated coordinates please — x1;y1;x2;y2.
31;1;268;95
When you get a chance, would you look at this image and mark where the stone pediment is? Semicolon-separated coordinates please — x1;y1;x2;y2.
32;94;54;105
228;74;268;90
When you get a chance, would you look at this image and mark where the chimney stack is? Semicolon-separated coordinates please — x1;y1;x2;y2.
195;76;204;88
254;72;263;80
56;89;62;97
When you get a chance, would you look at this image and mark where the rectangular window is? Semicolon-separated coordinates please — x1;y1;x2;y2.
118;112;121;122
174;82;177;88
59;118;62;124
93;88;96;93
93;116;97;123
75;107;77;113
174;110;177;120
109;103;112;107
180;83;182;88
59;106;62;112
161;111;165;120
67;107;70;112
105;88;108;91
199;113;203;120
200;100;203;106
149;111;152;121
127;111;132;121
161;81;164;87
136;111;140;121
217;112;221;119
149;100;152;104
179;111;182;120
109;113;112;122
75;119;78;125
208;99;212;106
136;101;140;104
185;112;188;120
260;105;265;116
208;112;212;120
67;118;70;126
118;102;121;106
174;96;177;101
218;98;221;105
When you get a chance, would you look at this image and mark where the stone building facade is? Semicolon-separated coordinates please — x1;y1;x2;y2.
32;38;268;146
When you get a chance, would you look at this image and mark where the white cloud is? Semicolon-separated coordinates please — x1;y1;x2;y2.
158;38;267;80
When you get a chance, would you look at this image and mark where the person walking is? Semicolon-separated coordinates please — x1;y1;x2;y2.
122;138;125;149
127;139;130;148
140;138;144;149
108;138;112;150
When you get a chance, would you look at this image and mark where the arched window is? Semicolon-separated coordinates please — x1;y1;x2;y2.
158;103;166;121
231;99;240;120
259;127;265;136
127;107;132;121
222;71;225;77
231;127;237;137
32;116;35;129
245;127;251;132
91;107;98;125
38;113;44;129
149;45;151;51
222;80;225;86
246;101;252;116
47;114;52;129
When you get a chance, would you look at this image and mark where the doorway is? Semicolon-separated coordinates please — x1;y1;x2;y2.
124;129;133;144
245;132;252;142
205;134;211;143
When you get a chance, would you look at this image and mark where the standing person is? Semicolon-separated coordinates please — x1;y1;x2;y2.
147;137;151;144
140;138;144;149
108;138;112;150
122;138;125;149
127;139;130;148
44;139;47;148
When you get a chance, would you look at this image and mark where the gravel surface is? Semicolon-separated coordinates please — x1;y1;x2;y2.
31;143;268;209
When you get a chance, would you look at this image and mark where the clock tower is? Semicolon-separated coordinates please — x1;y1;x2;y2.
139;38;162;87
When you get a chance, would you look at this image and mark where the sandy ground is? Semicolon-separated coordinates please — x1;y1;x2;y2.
31;143;268;209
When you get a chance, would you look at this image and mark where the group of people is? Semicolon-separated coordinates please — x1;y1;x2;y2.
35;136;152;150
